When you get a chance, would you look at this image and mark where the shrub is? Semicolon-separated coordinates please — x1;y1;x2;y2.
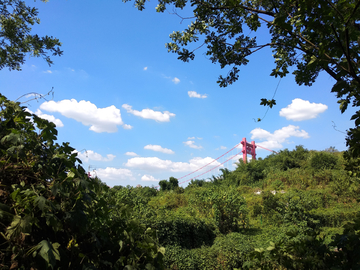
0;95;165;269
310;151;339;170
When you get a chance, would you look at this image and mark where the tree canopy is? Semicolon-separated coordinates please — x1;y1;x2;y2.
0;0;62;71
126;0;360;157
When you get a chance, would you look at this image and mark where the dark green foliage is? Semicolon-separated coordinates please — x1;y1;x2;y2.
230;159;267;186
145;215;216;249
266;146;309;171
186;179;207;188
159;176;179;191
0;95;165;269
0;0;62;70
187;186;249;233
310;151;339;170
163;233;256;270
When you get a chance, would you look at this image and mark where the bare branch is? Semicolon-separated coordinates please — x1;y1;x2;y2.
194;0;275;16
167;8;196;24
16;87;54;105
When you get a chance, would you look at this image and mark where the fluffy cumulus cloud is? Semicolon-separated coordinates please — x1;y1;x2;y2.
183;140;203;149
141;174;159;181
122;104;175;122
279;98;328;121
125;152;139;156
250;125;309;149
125;156;220;172
144;144;174;154
188;91;207;99
26;108;64;127
40;99;126;133
172;77;180;84
74;150;116;162
94;167;135;185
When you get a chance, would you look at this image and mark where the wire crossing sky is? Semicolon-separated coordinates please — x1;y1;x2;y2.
1;0;356;187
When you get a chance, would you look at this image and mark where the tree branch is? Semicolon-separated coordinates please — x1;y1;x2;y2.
346;0;360;26
195;0;275;17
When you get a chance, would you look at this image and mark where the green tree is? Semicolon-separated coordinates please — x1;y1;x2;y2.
126;0;360;157
159;177;179;191
0;0;62;70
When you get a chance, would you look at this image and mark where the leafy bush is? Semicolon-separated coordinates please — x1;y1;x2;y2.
145;215;216;248
310;151;339;170
0;95;165;269
187;186;249;233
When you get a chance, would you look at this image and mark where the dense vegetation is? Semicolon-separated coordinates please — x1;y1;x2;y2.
1;94;360;269
0;95;165;269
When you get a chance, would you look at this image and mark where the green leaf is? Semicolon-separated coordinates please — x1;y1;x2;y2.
34;196;47;211
37;240;61;269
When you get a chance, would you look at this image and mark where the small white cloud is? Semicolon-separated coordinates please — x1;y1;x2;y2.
125;152;139;156
40;99;127;133
144;67;148;71
279;98;328;121
251;125;309;149
197;137;203;140
188;136;195;140
122;104;175;122
26;108;64;127
125;156;220;172
144;144;175;154
183;140;203;149
172;77;180;84
123;124;133;130
188;91;207;99
43;70;52;74
141;174;159;181
95;167;135;184
74;150;116;162
220;146;227;150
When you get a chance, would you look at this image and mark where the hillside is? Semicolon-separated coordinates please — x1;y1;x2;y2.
111;146;360;269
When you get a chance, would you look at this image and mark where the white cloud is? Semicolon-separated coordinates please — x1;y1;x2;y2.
26;108;64;127
183;140;203;149
122;104;175;122
141;174;159;181
220;146;227;150
188;136;195;140
125;152;139;156
250;125;309;149
279;98;328;121
143;67;148;71
123;124;133;130
95;167;135;185
144;144;174;154
43;70;52;74
74;150;116;162
125;156;220;172
188;91;207;99
172;77;180;84
40;99;126;133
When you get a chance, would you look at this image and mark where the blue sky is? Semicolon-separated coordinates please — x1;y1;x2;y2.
1;0;356;187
